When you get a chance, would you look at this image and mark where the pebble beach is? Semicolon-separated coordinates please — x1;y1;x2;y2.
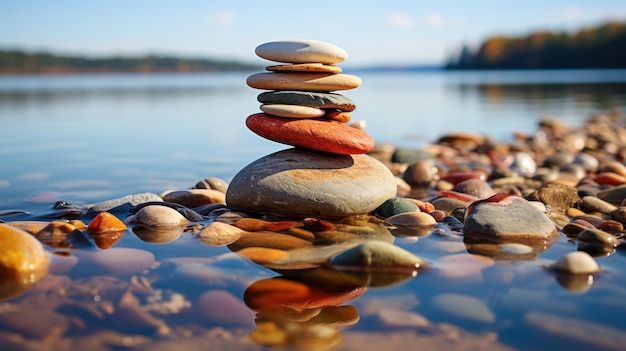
1;40;626;351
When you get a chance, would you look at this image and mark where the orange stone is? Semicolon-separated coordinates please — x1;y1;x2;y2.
87;212;127;233
236;247;289;264
234;218;296;232
593;172;626;186
246;113;374;155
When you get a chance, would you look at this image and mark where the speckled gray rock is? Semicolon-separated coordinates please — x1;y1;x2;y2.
225;148;396;217
464;195;558;242
257;91;356;112
87;192;163;214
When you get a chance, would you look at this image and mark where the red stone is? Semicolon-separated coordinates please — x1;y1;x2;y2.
441;171;487;185
246;113;374;155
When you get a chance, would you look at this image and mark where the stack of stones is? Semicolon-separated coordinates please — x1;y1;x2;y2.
225;39;396;218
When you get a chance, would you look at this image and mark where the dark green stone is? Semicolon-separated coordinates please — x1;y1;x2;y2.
257;91;356;111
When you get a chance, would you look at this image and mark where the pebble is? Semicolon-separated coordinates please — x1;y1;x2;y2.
577;228;619;248
257;90;356;112
581;195;618;214
246;72;361;92
192;177;229;193
402;159;437;186
329;241;424;271
228;231;313;252
246;113;374;154
126;205;188;227
226;148;396;217
255;39;348;64
376;197;419;218
86;212;126;233
161;189;226;208
384;212;437;227
197;221;247;246
86;192;162;214
464;195;558;242
452;179;496;199
551;251;600;274
431;293;496;323
596;184;626;205
0;223;49;299
260;103;324;118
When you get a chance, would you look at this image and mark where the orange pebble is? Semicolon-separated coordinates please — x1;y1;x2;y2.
234;218;296;232
593;172;626;186
87;212;126;233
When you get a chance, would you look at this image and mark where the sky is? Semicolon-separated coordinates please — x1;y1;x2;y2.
2;0;626;67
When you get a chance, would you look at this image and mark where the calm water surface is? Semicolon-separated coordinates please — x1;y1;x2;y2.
1;70;626;350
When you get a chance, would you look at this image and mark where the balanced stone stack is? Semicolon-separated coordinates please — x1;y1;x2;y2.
225;39;396;218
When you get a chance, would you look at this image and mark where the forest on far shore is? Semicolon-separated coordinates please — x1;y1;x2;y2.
446;21;626;69
0;51;261;74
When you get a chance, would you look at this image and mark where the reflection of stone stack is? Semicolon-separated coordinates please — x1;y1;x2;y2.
225;40;396;218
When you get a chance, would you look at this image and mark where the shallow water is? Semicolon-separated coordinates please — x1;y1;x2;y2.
1;70;626;350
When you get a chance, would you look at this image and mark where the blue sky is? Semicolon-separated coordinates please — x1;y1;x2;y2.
2;0;625;66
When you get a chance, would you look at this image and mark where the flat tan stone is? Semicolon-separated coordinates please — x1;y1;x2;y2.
266;63;342;73
255;40;348;64
260;104;324;118
247;72;361;92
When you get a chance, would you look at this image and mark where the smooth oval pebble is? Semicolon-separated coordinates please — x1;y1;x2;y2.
0;223;49;299
384;212;437;227
260;104;324;118
255;40;348;64
266;63;342;73
192;177;229;193
161;189;225;208
257;91;356;112
128;205;188;227
246;113;374;154
226;148;396;217
577;228;618;248
552;251;600;274
329;241;423;271
197;221;246;246
246;72;361;92
376;197;419;218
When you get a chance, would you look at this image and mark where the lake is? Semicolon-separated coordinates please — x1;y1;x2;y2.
1;70;626;350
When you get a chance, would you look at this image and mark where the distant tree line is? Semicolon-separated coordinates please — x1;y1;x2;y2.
0;50;262;74
446;21;626;69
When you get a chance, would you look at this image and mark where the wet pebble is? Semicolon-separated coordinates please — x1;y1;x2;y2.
581;196;617;214
329;241;423;271
403;159;437;186
384;212;437;227
126;205;188;227
452;179;495;199
86;211;126;233
87;192;162;214
197;221;247;246
577;228;619;248
161;189;226;208
464;195;558;242
192;176;229;193
0;223;49;299
551;251;600;274
376;197;419;218
596;184;626;205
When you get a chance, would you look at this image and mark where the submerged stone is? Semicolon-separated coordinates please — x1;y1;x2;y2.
226;148;396;217
329;241;423;271
0;223;49;299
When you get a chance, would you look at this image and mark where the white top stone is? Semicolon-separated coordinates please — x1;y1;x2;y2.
255;39;348;64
